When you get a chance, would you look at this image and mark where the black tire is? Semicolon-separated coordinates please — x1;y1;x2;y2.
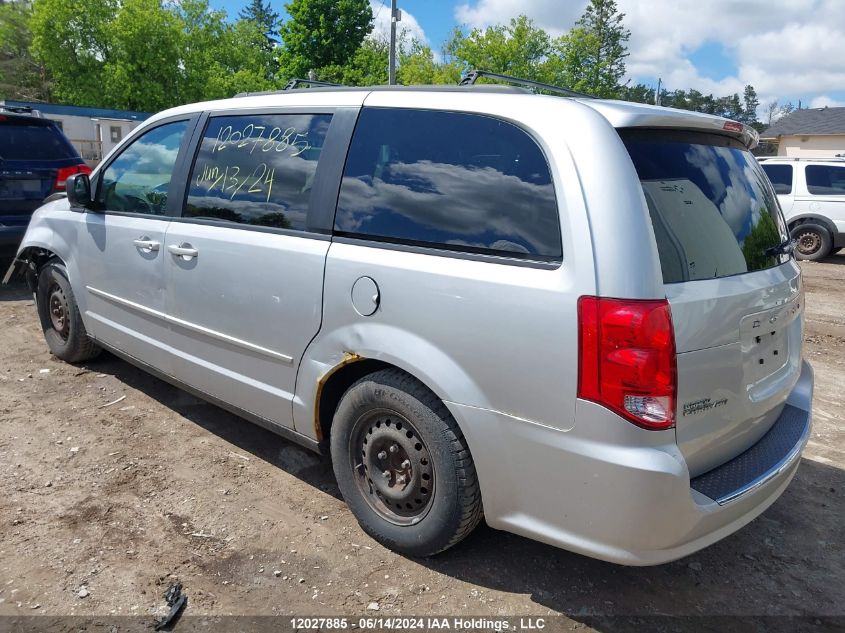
330;368;483;557
791;223;832;261
36;260;101;363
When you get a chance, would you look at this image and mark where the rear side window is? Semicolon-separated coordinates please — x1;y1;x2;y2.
184;114;333;231
806;165;845;196
762;164;793;195
0;118;78;161
622;130;789;284
335;108;561;260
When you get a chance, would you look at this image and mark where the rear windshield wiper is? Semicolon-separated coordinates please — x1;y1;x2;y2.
765;239;797;257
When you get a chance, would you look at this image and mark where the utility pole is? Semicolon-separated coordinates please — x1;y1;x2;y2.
388;0;401;85
654;78;662;106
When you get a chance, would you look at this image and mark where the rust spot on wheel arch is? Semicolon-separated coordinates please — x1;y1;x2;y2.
313;352;365;442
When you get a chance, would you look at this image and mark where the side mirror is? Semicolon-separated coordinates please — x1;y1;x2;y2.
66;173;94;210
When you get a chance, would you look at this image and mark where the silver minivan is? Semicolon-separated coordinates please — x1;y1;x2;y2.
4;80;813;565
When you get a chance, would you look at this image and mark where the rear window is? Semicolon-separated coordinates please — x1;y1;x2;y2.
622;130;789;284
335;108;561;261
806;164;845;196
761;163;793;195
0;117;78;161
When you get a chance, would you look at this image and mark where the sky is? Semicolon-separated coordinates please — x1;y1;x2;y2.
210;0;845;116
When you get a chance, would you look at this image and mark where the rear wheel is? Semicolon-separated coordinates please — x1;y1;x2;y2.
791;223;832;261
330;368;483;556
36;260;101;363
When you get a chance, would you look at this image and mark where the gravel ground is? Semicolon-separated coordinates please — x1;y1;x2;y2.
0;255;843;631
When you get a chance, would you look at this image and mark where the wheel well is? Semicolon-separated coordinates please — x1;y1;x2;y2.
788;216;836;236
315;358;408;447
15;247;62;292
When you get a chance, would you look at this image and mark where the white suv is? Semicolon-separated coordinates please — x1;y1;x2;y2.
760;157;845;260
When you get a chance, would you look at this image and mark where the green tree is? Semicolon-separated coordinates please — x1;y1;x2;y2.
742;84;760;125
277;0;373;79
320;38;389;86
101;0;183;111
445;16;551;81
238;0;279;79
239;0;279;46
30;0;116;106
0;0;50;101
199;18;279;99
620;82;655;104
398;40;461;85
554;0;630;97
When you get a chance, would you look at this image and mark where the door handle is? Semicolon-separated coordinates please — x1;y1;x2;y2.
167;243;198;259
133;237;160;252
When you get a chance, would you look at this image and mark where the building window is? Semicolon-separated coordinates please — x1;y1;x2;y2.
110;126;122;143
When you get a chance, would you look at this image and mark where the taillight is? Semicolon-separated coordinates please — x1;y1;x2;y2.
54;164;92;191
578;296;677;430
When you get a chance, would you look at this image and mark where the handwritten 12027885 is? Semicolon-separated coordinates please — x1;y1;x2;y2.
194;122;313;203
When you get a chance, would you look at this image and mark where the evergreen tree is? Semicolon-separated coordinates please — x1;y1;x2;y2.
558;0;630;97
238;0;279;47
742;85;760;125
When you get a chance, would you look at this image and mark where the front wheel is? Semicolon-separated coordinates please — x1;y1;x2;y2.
790;223;833;261
330;369;483;557
36;260;101;363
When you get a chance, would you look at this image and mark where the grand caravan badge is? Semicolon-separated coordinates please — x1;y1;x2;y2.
682;397;728;416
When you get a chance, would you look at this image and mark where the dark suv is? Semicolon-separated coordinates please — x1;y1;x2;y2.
0;106;91;258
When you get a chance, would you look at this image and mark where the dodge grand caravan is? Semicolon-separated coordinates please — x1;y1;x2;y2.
4;78;813;565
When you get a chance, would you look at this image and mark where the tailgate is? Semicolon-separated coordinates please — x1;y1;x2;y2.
0;168;55;215
668;264;802;476
621;128;801;476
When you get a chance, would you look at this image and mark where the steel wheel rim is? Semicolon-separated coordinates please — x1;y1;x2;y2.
48;283;70;340
797;231;821;256
349;408;435;526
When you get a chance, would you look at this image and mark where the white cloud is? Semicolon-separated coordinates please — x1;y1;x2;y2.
810;96;845;108
453;0;845;107
369;0;428;47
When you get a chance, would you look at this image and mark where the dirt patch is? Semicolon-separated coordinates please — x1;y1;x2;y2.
0;256;843;626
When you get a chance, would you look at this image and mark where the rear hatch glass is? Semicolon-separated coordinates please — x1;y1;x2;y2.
622;129;802;477
0;116;77;215
0;117;78;161
621;129;788;283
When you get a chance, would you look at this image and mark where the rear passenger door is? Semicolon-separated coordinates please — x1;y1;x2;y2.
805;164;845;235
164;109;354;429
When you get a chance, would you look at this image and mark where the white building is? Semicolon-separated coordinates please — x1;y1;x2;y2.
761;106;845;158
0;100;151;165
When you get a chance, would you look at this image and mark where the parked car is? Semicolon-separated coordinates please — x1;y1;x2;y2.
0;105;91;259
4;78;813;565
760;157;845;260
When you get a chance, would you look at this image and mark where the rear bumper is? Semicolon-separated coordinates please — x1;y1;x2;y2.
448;360;813;565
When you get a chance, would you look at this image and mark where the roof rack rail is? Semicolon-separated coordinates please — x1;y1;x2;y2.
458;70;595;99
0;104;42;117
284;78;342;91
758;156;845;162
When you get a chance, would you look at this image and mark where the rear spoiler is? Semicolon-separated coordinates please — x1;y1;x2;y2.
578;99;760;149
